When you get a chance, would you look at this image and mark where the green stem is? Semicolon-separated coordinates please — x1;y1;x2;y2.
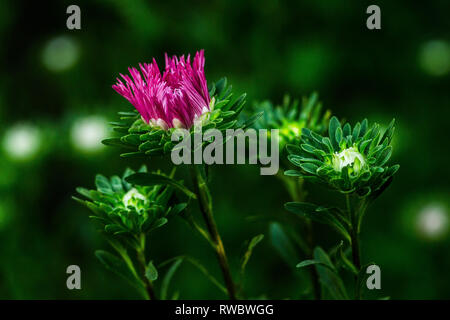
190;165;237;300
136;234;158;300
282;174;321;300
305;220;321;300
346;194;363;300
346;195;361;271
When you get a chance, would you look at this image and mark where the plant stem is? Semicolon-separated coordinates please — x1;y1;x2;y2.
284;174;321;300
190;165;237;300
350;229;361;271
305;220;321;300
346;195;361;271
346;194;362;300
136;234;158;300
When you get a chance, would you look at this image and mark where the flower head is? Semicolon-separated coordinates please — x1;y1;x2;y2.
252;93;331;149
113;50;211;129
105;73;246;158
286;116;399;197
332;146;366;174
123;188;148;210
73;167;187;237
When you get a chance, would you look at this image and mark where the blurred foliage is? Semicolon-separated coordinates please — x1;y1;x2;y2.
0;0;449;299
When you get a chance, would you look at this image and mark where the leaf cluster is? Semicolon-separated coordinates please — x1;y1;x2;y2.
252;93;331;147
286;116;399;197
102;78;250;159
73;166;187;249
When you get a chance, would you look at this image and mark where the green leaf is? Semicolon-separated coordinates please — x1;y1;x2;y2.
321;137;333;153
381;118;395;144
161;258;184;300
286;144;302;155
110;176;123;192
95;250;142;290
269;222;299;268
229;93;247;113
329;116;341;151
159;256;227;295
376;146;392;166
384;164;400;178
125;173;196;199
284;202;351;242
359;119;368;138
214;78;227;96
118;111;138;117
356;262;376;299
148;217;168;233
105;224;124;234
367;176;393;205
120;151;146;158
139;140;160;151
296;259;335;271
85;201;104;216
142;147;164;156
301;92;318;120
145;261;158;281
352;122;361;141
121;134;142;145
213;100;230;110
284;170;305;177
313;247;348;299
101;138;134;149
140;130;164;141
242;111;264;129
168;203;188;217
335;127;343;145
300;143;317;155
343;123;351;137
129;119;151;133
95;174;113;194
300;163;319;175
76;187;92;200
217;120;237;130
337;241;358;274
72;196;87;206
360;139;372;155
241;234;264;279
310;130;327;149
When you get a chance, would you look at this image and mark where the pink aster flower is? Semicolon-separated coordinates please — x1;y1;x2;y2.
112;50;211;129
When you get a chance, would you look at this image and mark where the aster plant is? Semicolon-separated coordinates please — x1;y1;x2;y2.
100;50;257;300
252;93;330;203
284;116;399;299
253;93;330;151
70;45;401;300
103;50;247;158
73;167;187;299
252;93;330;299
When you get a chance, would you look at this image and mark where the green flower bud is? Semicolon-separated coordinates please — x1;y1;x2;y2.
123;188;148;211
332;146;366;174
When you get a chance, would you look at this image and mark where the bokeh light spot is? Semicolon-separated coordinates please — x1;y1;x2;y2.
42;36;80;72
416;203;448;240
419;40;450;76
71;116;108;153
2;123;41;161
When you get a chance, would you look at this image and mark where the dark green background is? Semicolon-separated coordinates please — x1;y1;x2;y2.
0;0;449;299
